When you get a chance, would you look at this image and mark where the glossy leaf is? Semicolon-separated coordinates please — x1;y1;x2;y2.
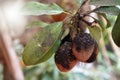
112;13;120;47
88;26;102;43
95;6;120;15
26;21;49;28
23;1;64;15
22;22;63;65
91;0;120;6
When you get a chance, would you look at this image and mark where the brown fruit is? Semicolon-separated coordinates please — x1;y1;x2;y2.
54;42;78;72
86;41;98;63
72;32;95;62
52;13;67;22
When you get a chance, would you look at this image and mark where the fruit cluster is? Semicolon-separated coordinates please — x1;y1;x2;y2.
54;31;98;72
54;0;99;72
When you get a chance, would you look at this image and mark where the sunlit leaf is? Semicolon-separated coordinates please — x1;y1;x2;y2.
23;1;64;15
95;6;120;15
22;22;63;65
26;21;49;28
91;0;120;6
88;26;102;43
112;13;120;47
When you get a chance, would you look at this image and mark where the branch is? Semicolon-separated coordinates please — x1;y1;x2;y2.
0;7;24;80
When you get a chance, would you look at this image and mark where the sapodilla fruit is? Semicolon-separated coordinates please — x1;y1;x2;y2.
72;32;95;62
54;42;78;72
86;41;98;63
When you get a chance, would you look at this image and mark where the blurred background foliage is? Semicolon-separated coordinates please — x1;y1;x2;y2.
0;0;120;80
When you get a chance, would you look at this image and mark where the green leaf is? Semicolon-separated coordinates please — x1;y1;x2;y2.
112;13;120;47
22;22;63;65
97;13;111;29
101;14;111;28
95;6;120;15
26;21;49;28
88;26;102;43
91;0;120;6
23;1;64;16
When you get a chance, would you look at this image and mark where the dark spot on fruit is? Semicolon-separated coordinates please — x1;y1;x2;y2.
73;32;95;51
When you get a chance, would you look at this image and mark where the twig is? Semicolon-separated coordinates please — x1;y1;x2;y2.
0;32;24;80
99;37;112;66
99;37;117;80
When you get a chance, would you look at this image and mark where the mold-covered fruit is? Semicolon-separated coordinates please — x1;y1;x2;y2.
72;32;95;62
55;42;78;72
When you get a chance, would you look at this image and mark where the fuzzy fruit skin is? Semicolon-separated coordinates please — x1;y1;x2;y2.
86;41;98;63
72;32;95;62
55;42;78;72
52;13;67;22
